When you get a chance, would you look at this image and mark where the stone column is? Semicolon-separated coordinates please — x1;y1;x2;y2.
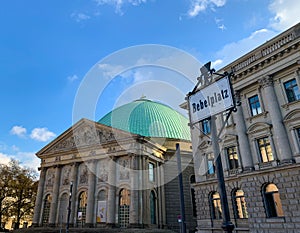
49;165;62;227
107;156;117;226
259;76;294;163
85;161;96;227
32;167;47;227
70;162;79;226
129;154;139;227
233;91;254;171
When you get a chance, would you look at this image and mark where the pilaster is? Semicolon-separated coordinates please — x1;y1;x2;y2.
48;165;62;227
32;167;47;227
259;76;294;164
85;160;97;227
233;91;254;171
107;156;117;226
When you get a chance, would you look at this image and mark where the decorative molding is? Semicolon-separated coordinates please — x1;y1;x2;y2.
45;125;117;154
258;75;274;88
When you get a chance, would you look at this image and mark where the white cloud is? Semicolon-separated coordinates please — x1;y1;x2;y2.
0;152;12;165
268;0;300;31
30;128;56;142
98;63;125;79
68;74;79;82
212;29;277;69
94;0;147;15
10;125;27;138
17;152;41;172
0;151;40;172
188;0;226;17
71;12;91;22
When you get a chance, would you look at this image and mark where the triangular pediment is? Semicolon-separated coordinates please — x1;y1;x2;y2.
36;118;134;156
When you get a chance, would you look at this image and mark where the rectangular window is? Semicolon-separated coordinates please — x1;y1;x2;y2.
296;128;300;144
148;162;155;182
257;137;274;163
227;146;239;169
202;119;211;134
284;79;300;102
249;95;262;116
222;111;232;127
207;153;215;175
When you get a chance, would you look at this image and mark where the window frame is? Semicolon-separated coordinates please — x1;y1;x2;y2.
202;118;211;135
262;183;284;218
209;191;222;220
206;153;215;175
257;136;274;163
148;162;155;182
248;94;262;116
226;146;239;170
232;189;248;219
284;78;300;103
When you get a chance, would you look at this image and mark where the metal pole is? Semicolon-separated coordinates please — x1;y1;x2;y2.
176;143;187;233
66;181;73;233
210;116;234;232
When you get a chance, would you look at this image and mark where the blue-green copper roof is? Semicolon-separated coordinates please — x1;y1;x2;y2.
98;99;191;141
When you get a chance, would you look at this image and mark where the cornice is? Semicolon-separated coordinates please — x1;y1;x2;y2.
220;23;300;83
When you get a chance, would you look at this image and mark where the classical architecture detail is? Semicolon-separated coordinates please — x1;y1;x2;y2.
44;126;117;154
33;100;196;232
62;165;71;186
188;22;300;233
118;157;130;180
45;168;55;188
97;160;108;183
79;163;88;185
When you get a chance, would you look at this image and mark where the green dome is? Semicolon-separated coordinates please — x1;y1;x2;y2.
98;99;191;141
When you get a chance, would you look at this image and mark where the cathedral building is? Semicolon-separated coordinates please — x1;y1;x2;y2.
32;98;196;232
188;23;300;232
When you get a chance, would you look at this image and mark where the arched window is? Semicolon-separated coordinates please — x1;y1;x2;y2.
98;190;106;201
190;175;197;217
58;193;69;224
263;183;284;218
77;191;87;225
42;194;52;225
233;189;248;219
209;192;222;220
96;190;107;223
150;191;157;224
119;189;130;228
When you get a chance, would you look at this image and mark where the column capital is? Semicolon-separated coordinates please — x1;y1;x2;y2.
258;75;274;88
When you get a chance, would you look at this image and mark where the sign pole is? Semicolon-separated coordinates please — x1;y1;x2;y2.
176;143;187;233
187;62;236;232
211;116;234;232
66;181;73;233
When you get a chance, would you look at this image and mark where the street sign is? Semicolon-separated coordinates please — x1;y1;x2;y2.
188;76;234;124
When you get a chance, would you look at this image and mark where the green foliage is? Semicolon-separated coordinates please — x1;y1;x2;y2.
0;159;38;229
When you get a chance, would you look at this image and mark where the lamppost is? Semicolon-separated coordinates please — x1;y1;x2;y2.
66;181;73;233
187;62;235;233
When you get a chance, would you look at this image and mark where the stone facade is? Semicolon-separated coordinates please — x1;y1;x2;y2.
188;23;300;232
32;118;196;232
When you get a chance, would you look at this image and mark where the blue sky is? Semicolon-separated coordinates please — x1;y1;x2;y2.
1;0;300;171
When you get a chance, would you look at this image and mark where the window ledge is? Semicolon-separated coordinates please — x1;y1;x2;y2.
265;217;285;223
206;173;216;179
282;99;300;110
247;111;268;123
256;160;278;169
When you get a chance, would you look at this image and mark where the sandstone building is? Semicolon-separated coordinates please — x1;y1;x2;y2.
189;23;300;232
32;99;196;232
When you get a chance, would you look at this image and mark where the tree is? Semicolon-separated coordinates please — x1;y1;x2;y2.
0;159;38;229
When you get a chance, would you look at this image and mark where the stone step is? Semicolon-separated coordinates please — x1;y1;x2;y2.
12;228;178;233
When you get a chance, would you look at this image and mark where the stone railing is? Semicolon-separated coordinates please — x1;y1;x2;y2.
228;24;300;74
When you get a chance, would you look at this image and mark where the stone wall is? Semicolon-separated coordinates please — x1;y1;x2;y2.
194;164;300;233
